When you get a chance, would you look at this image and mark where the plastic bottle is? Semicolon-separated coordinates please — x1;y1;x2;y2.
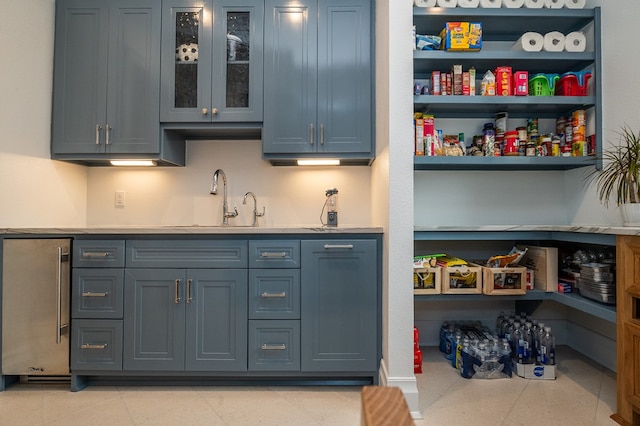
496;311;505;335
522;321;534;364
504;318;515;342
500;338;513;377
457;338;469;372
541;326;556;365
535;322;546;364
482;123;496;157
460;341;475;379
451;332;463;367
439;321;450;353
511;322;523;363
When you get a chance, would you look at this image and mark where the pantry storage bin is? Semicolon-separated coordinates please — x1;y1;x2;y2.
441;263;483;294
528;73;559;96
555;72;591;96
414;267;441;295
482;266;527;295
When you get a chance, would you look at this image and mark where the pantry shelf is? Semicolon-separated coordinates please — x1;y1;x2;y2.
414;155;596;171
414;51;595;76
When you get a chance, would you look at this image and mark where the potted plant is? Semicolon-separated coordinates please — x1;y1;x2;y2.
589;125;640;226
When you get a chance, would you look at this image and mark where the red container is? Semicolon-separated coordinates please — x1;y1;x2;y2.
503;130;519;156
555;72;591;96
495;66;513;96
513;71;529;96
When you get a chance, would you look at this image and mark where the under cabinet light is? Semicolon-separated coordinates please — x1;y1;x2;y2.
297;159;340;166
110;160;157;167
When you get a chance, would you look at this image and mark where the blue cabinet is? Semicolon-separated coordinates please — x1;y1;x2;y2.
263;0;373;163
300;239;379;372
51;0;184;165
160;0;264;123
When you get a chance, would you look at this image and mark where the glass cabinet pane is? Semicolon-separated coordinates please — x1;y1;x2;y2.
226;12;250;108
174;12;199;108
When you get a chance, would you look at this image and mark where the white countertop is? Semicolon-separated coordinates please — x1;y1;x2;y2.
0;225;384;235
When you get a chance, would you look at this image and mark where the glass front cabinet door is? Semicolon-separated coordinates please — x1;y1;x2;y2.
160;0;263;122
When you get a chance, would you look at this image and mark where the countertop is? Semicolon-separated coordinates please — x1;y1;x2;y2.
414;225;640;236
0;225;384;235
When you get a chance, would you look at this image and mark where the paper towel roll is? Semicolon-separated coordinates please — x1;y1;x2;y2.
414;0;437;6
503;0;525;8
458;0;480;7
436;0;458;7
543;31;565;52
564;0;586;8
524;0;544;7
479;0;502;7
564;31;587;52
544;0;564;8
511;32;544;52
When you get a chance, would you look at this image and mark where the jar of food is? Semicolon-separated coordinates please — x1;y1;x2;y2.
482;123;495;157
541;135;552;156
503;130;519;156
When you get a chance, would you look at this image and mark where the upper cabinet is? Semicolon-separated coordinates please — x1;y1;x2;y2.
51;0;185;165
160;0;263;123
262;0;374;164
412;7;601;171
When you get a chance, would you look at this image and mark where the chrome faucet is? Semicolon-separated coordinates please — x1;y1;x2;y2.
243;192;265;227
210;169;238;226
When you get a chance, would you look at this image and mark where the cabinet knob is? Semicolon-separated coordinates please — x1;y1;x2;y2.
201;108;208;116
211;108;218;115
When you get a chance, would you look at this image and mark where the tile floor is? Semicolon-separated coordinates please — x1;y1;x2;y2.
0;346;617;426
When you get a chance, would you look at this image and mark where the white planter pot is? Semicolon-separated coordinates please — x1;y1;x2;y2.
621;203;640;227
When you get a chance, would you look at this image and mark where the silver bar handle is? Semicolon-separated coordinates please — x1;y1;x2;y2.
260;252;287;258
95;124;102;145
310;123;314;145
175;279;181;304
82;251;110;258
323;244;354;250
56;247;63;344
261;292;286;298
320;123;324;145
261;344;286;350
81;343;108;350
187;279;192;304
82;292;108;297
105;124;112;145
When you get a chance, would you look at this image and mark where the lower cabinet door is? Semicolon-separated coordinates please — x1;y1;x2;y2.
71;319;123;371
248;320;300;371
301;240;378;372
184;269;248;371
123;269;186;371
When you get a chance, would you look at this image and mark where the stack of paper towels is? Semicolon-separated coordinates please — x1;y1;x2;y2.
413;0;586;6
511;31;586;52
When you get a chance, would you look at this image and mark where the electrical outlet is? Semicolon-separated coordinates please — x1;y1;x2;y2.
115;190;126;208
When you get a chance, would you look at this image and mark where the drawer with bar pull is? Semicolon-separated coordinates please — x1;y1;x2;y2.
73;240;125;268
249;240;300;269
72;269;124;319
71;319;123;371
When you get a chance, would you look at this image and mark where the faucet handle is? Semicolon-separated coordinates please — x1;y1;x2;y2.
226;207;239;218
256;206;265;217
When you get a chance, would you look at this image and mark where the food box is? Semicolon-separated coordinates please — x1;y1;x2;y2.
513;71;529;96
514;363;556;380
483;266;527;295
494;66;512;96
414;267;442;295
441;263;483;294
518;246;558;292
440;22;482;52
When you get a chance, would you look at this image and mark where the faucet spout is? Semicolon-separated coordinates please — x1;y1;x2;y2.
243;191;265;227
210;169;238;226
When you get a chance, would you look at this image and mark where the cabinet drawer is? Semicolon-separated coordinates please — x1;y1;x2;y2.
73;240;125;268
249;240;300;269
126;240;248;268
248;320;300;371
249;270;300;320
72;269;124;319
71;319;123;371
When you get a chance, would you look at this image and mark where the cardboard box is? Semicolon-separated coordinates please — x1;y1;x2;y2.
482;266;527;295
495;66;512;96
414;267;442;295
526;269;535;290
440;22;482;52
431;71;441;95
519;246;558;292
452;64;463;95
515;363;556;380
513;71;529;96
442;263;483;294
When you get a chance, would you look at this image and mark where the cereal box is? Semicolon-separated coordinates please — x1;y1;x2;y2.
440;22;482;52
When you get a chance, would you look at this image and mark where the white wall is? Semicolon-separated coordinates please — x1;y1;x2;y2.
0;0;87;227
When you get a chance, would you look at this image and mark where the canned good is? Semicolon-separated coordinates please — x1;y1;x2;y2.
541;136;552;156
572;109;586;143
495;112;508;138
552;135;561;157
556;116;566;135
527;118;539;138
